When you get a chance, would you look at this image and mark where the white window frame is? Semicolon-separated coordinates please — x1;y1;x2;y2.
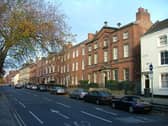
88;55;92;65
104;51;108;62
73;51;75;58
159;35;168;46
123;45;129;58
94;73;97;83
113;47;118;60
94;53;98;64
76;62;78;71
160;50;168;65
160;73;168;88
112;35;118;42
76;49;79;57
82;60;85;70
112;69;118;81
123;32;128;39
88;46;92;52
123;68;129;81
88;74;91;84
103;40;108;47
94;42;98;49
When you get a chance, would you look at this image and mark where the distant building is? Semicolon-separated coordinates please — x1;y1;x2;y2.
18;64;31;84
4;70;18;85
141;19;168;96
13;73;19;85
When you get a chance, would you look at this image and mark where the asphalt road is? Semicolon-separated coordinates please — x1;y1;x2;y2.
1;86;168;126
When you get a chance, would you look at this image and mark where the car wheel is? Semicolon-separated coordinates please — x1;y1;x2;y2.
112;103;115;109
96;100;100;105
129;106;134;113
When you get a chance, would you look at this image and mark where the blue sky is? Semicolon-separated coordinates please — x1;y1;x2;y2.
53;0;167;43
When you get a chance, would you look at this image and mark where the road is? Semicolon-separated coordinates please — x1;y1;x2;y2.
1;86;168;126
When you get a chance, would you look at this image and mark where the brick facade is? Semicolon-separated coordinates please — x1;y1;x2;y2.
7;7;152;87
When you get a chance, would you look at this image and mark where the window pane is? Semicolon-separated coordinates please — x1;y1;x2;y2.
113;48;118;60
161;73;168;88
160;35;168;46
104;51;108;62
161;51;168;65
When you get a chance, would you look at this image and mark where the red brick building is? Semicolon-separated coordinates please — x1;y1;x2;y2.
16;7;152;87
85;7;152;87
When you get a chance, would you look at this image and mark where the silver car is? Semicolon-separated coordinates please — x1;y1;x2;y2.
69;88;88;99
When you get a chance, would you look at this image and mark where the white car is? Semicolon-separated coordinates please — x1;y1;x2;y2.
31;85;38;90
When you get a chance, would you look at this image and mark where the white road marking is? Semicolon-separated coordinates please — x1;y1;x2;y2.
80;111;112;123
13;111;27;126
73;121;80;126
50;109;70;119
95;107;117;116
56;102;71;108
18;101;26;108
14;113;22;126
29;111;44;124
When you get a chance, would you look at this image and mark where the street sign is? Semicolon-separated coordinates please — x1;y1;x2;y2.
149;64;153;71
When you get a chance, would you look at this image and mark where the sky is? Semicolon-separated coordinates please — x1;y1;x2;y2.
53;0;168;43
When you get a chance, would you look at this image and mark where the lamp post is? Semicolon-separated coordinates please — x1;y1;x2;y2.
149;64;154;103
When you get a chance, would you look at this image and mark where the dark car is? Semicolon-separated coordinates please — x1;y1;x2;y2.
84;90;113;105
111;95;152;113
69;88;88;99
14;84;23;89
50;86;67;95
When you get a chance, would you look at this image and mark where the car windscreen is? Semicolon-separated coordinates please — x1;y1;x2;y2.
98;91;111;96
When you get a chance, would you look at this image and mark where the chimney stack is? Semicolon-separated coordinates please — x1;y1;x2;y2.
88;33;95;41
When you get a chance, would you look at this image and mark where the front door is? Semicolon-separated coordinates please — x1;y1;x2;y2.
145;75;150;89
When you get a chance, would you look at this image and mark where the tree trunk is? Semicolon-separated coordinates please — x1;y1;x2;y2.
0;49;8;78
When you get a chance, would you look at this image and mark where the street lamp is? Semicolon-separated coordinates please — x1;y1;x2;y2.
149;64;154;103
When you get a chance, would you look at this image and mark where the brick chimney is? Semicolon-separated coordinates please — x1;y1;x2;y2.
88;33;95;41
136;7;152;30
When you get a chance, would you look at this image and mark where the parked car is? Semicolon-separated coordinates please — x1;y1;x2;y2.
50;86;67;95
25;84;32;89
84;90;113;105
38;84;47;91
14;84;23;89
69;88;88;99
31;85;38;90
111;95;152;113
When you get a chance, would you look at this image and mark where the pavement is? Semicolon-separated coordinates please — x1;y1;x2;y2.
0;91;17;126
142;96;168;105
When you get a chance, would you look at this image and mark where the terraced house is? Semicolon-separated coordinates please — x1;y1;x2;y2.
84;7;152;87
8;7;153;88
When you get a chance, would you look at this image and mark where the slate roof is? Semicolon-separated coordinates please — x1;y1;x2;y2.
144;18;168;35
